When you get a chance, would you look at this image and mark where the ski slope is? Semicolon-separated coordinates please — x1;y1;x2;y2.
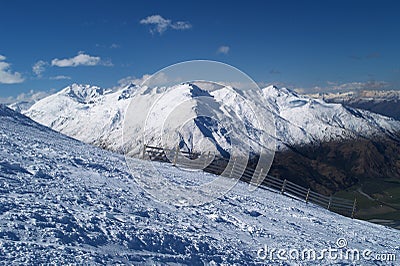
0;105;399;264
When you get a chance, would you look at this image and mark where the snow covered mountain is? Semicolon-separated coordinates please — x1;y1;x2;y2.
24;83;400;156
8;100;35;113
262;86;400;148
1;104;399;264
5;90;52;113
309;90;400;103
24;83;136;152
309;90;400;121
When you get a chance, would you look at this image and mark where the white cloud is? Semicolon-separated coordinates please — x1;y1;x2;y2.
0;95;14;104
140;15;192;35
0;89;54;109
32;60;48;77
295;81;391;94
95;43;121;49
170;21;192;30
49;75;71;80
110;43;120;49
332;81;390;91
326;81;337;86
293;88;306;94
217;46;230;55
16;90;53;102
0;55;24;84
117;73;183;88
118;75;151;87
51;52;112;67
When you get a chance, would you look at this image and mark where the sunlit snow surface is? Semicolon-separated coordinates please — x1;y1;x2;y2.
1;105;399;265
24;83;400;155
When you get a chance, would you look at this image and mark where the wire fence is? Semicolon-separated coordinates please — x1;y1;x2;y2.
142;144;357;218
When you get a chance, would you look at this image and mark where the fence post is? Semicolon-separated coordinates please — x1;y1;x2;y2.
281;179;287;194
204;151;210;168
256;168;264;186
327;196;332;210
229;157;236;178
142;144;147;159
305;188;310;204
351;198;357;219
172;145;179;166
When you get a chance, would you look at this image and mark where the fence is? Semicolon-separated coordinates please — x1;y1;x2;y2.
142;144;357;218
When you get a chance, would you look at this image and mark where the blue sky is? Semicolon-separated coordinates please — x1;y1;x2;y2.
1;0;400;101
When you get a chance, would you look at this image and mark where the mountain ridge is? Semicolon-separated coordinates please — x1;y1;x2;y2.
309;90;400;121
23;83;400;156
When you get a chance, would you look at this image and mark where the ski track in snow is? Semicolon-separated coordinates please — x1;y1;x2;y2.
1;106;400;265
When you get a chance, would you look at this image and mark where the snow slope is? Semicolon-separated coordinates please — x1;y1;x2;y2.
24;83;400;155
1;105;399;264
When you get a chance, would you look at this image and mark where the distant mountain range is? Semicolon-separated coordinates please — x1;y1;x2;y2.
308;90;400;121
